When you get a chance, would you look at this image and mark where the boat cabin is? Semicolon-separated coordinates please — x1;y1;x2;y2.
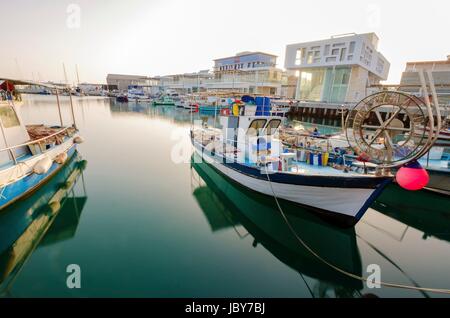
0;82;32;165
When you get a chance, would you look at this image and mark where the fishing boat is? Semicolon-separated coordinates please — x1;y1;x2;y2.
0;79;84;211
191;92;441;227
198;96;233;115
127;86;152;102
153;95;175;106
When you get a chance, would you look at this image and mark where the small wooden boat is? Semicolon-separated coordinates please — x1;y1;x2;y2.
0;79;84;211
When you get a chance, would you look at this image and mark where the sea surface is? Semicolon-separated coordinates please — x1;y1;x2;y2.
0;95;449;298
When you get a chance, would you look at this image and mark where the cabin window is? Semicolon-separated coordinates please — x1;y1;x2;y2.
247;119;267;136
0;104;20;128
265;119;281;135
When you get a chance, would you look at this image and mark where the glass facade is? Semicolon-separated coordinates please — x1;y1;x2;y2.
297;69;325;101
297;67;351;103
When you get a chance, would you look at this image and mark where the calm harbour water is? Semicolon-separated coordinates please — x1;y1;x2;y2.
0;95;449;298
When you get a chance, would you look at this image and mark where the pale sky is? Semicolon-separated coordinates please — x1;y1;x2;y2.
1;0;449;84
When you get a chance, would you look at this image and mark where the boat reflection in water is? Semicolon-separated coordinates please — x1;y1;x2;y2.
191;152;364;298
0;151;87;295
192;150;450;297
109;99;202;124
373;184;450;242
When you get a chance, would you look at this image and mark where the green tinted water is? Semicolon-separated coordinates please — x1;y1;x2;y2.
0;95;449;298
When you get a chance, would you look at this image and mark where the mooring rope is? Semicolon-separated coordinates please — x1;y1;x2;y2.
263;166;450;296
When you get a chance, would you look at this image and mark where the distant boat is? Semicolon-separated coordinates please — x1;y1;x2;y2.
0;78;84;211
116;94;129;103
153;96;175;106
127;86;151;102
17;85;51;95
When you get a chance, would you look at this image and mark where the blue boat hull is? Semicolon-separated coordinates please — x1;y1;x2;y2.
0;145;77;211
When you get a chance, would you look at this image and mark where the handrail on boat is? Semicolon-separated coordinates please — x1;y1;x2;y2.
0;127;72;153
0;126;74;165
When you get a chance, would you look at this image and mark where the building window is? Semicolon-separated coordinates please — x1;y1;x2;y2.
247;119;267;136
331;49;339;56
324;45;330;56
326;57;336;62
340;48;347;61
295;49;303;66
349;41;356;54
307;52;314;64
297;69;325;101
322;67;351;103
333;43;345;47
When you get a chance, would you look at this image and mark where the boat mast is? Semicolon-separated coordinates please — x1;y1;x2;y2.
0;81;17;164
76;64;80;86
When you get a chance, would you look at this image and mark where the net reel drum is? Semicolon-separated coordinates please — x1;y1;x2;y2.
345;70;442;172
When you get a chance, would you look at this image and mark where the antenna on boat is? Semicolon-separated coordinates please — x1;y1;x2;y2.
63;63;69;87
76;64;80;86
62;63;77;129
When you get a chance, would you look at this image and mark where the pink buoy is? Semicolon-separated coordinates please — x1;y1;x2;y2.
396;160;429;191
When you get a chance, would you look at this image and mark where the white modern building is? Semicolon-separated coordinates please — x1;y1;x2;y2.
285;33;390;103
208;51;285;96
155;70;213;93
399;55;450;104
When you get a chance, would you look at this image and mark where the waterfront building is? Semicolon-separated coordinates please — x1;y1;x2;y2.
155;70;213;94
285;33;390;104
399;55;450;105
78;83;108;95
207;51;285;96
106;74;159;92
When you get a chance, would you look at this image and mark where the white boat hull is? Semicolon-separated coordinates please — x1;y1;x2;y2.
194;145;382;224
